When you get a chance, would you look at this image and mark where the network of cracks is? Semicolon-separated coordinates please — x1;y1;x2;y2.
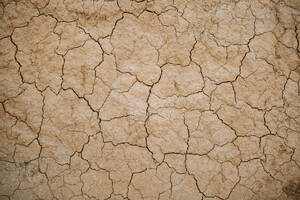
0;0;300;199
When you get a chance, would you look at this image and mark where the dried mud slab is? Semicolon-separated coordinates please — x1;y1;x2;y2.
0;0;300;200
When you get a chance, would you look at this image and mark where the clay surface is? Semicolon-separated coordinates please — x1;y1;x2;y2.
1;0;300;199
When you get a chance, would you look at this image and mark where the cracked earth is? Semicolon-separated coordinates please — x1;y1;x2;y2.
1;0;300;199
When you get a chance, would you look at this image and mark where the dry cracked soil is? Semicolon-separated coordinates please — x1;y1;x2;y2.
1;0;300;200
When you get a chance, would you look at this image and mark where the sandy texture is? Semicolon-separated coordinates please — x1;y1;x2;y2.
1;0;300;199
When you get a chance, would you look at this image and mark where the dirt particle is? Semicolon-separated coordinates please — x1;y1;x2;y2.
283;179;300;199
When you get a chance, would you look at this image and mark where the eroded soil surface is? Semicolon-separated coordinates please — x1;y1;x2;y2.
1;0;300;199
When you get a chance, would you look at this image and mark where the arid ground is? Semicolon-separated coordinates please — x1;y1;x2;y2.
0;0;300;199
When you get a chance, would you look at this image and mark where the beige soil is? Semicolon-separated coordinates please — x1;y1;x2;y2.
0;0;300;199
